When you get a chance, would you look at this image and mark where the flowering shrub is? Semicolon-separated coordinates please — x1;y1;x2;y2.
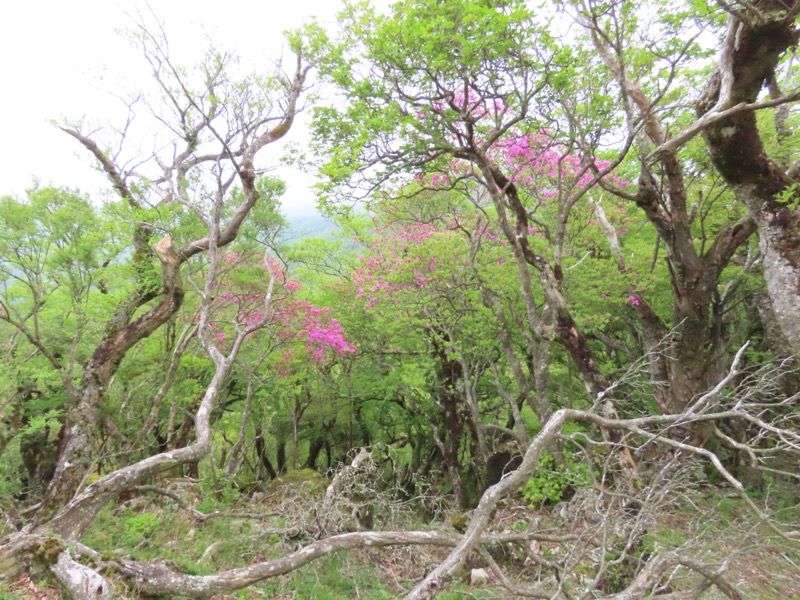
209;252;357;370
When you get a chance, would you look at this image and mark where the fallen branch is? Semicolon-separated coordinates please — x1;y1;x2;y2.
318;447;372;534
117;530;459;597
405;409;569;599
107;527;588;598
50;549;113;600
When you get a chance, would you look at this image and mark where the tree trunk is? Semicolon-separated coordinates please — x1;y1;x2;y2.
481;162;611;399
754;209;800;355
51;549;113;600
748;287;800;394
697;10;800;356
277;439;287;475
226;376;254;476
36;239;185;523
253;426;278;481
430;333;468;507
20;425;62;499
305;439;325;470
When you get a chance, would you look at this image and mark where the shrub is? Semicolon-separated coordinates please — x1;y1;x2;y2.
120;512;160;546
521;453;590;507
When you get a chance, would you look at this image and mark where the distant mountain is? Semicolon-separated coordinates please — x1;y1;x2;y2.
282;211;339;241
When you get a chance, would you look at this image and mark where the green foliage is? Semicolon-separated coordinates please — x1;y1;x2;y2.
286;554;392;600
16;410;63;439
196;477;243;513
777;182;800;210
309;0;546;203
119;512;160;547
0;441;23;499
521;453;590;507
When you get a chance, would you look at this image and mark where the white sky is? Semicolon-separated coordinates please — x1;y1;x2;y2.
0;1;348;218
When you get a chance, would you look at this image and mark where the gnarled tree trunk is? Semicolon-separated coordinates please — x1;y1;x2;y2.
697;7;800;356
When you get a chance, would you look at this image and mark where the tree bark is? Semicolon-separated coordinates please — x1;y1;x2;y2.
227;375;255;476
119;531;460;598
50;549;113;600
580;5;760;410
697;9;800;356
254;426;278;481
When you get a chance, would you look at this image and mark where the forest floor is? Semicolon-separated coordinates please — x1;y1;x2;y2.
1;475;798;599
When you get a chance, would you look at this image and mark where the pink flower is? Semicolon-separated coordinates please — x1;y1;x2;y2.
629;295;640;306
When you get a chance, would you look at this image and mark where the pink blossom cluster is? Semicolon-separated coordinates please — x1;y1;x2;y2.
490;133;629;197
208;322;226;343
265;302;357;361
416;88;506;124
298;307;357;358
597;292;642;307
204;253;356;367
349;221;451;309
448;89;508;122
345;212;515;311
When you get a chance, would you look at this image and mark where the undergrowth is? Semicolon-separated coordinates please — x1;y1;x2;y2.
5;478;798;599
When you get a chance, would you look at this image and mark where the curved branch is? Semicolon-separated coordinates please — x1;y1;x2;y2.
649;92;800;162
59;128;140;208
118;530;459;598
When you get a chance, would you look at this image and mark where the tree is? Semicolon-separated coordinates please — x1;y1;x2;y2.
0;188;120;497
311;0;800;415
311;0;640;439
694;1;800;356
303;1;800;593
0;10;311;580
542;0;761;413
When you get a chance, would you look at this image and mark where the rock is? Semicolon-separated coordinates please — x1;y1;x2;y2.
470;568;489;585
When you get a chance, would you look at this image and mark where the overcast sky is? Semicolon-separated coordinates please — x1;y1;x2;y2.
0;1;350;218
